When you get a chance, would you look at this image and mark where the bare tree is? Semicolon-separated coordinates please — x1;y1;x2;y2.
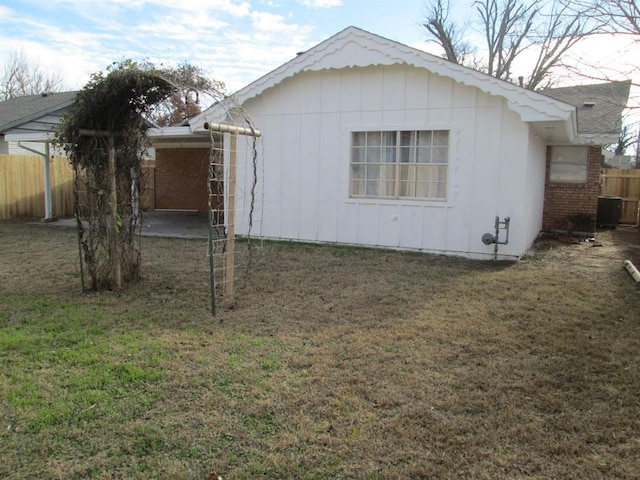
423;0;476;64
150;62;224;127
557;0;639;97
605;123;635;154
524;2;593;88
476;0;537;79
423;0;594;89
569;0;640;35
605;0;640;35
0;50;65;101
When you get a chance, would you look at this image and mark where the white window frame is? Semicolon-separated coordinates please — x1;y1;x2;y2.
549;146;589;183
349;130;449;201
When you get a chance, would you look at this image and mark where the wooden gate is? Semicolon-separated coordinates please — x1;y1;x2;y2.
600;168;640;225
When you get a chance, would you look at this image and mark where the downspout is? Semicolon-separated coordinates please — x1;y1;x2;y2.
18;141;54;221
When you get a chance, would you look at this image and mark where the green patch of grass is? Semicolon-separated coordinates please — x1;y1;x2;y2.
0;295;170;438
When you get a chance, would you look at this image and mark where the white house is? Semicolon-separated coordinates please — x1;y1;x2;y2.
151;26;628;260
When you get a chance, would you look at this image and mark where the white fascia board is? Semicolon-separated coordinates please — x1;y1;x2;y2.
153;141;211;149
574;133;619;145
4;132;55;142
549;113;578;144
147;126;195;139
147;126;211;148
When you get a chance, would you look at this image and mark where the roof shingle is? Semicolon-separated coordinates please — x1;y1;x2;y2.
0;91;77;132
541;81;631;135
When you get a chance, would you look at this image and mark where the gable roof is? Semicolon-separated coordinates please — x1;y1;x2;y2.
191;26;577;140
541;81;631;137
0;91;77;133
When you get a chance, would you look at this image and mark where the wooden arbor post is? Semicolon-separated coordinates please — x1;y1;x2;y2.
107;134;122;289
77;129;123;289
225;132;238;299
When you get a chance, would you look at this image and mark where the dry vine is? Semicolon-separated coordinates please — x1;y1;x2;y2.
55;61;183;290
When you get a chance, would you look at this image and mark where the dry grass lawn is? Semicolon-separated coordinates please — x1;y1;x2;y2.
1;220;640;479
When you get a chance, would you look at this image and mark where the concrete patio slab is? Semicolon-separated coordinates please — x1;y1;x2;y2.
45;210;210;239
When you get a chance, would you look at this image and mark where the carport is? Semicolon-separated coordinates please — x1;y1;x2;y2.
1;91;77;221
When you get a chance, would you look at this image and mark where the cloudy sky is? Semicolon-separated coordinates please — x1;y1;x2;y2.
1;0;638;95
0;0;430;92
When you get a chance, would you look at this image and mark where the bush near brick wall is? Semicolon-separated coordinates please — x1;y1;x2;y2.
155;148;210;211
542;146;602;235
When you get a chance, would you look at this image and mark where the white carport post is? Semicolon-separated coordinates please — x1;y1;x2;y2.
43;143;53;220
17;140;54;221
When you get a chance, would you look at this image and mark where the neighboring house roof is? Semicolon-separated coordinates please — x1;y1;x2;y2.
541;81;631;138
189;26;578;143
0;91;77;141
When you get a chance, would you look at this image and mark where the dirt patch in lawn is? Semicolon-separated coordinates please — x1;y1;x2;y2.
1;220;639;479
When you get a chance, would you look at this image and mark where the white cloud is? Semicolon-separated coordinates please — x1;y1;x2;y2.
301;0;343;7
251;11;296;32
0;0;327;94
136;13;229;40
208;0;252;17
0;5;15;17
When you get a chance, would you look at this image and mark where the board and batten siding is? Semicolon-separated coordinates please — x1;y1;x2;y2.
233;64;543;260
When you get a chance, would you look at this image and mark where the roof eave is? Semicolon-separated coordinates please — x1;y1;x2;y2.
0;98;75;133
147;126;211;148
147;126;196;138
574;133;620;145
193;26;577;130
4;132;56;143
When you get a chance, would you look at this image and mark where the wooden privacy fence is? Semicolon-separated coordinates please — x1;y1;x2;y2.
0;154;156;220
0;154;74;220
601;168;640;225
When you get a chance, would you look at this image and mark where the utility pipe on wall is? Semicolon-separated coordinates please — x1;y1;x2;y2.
481;216;511;261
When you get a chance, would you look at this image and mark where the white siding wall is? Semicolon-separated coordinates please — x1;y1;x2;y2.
522;131;548;244
234;65;546;260
8;142;46;155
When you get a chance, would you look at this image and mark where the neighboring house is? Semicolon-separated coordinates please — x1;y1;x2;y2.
1;91;160;219
150;26;629;260
603;151;635;169
0;91;76;154
541;81;631;233
0;91;77;220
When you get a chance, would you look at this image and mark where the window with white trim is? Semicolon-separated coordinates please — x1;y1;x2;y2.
350;130;449;200
549;146;589;183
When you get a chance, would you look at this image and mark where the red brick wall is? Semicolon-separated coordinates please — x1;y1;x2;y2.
542;146;602;235
155;148;210;211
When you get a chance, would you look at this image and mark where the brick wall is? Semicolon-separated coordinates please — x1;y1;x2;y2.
155;148;210;211
542;145;602;235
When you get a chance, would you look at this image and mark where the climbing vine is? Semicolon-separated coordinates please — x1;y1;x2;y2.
56;59;261;302
56;61;183;290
